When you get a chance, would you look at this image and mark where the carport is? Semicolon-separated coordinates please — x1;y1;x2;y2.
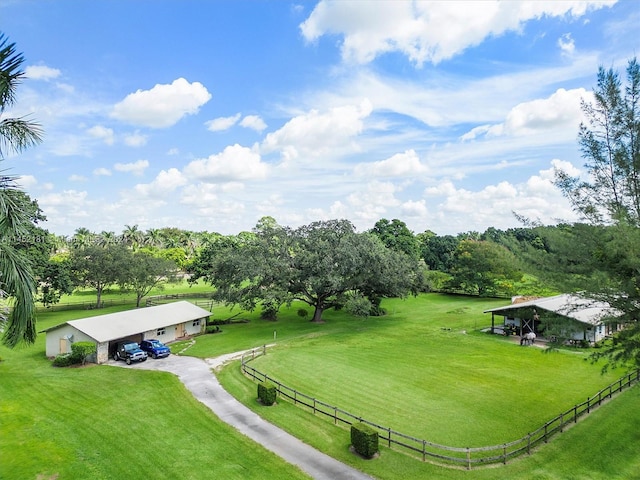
43;301;211;363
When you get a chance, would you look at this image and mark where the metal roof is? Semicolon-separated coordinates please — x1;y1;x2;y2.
43;301;211;343
484;294;619;326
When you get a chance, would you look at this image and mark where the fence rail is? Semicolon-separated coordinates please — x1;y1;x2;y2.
145;292;214;307
34;291;216;313
241;347;640;469
35;298;130;313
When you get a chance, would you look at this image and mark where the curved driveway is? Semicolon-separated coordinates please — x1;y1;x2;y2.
110;353;375;480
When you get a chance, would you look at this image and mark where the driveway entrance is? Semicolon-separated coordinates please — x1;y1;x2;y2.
109;352;373;480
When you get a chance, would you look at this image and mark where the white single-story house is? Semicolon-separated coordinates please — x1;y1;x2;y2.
42;301;211;363
484;294;623;344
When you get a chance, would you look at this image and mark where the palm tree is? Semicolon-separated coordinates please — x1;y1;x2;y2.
96;230;118;247
143;228;163;248
121;224;144;251
71;227;95;250
0;34;42;157
0;33;43;347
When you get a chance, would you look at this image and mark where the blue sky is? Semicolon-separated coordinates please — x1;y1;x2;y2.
2;0;638;237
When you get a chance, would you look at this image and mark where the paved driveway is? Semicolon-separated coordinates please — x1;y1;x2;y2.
109;353;374;480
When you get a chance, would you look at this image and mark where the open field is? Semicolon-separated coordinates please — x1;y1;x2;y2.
242;295;625;446
212;294;640;479
35;279;215;311
4;291;640;479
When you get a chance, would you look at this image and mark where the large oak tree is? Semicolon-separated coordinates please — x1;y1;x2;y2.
189;218;423;322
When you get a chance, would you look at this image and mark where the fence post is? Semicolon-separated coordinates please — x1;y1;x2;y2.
313;398;316;415
263;344;266;356
389;428;392;448
527;433;531;455
587;396;591;414
334;407;338;425
422;440;426;462
466;447;471;470
544;423;548;443
574;405;578;423
560;412;564;433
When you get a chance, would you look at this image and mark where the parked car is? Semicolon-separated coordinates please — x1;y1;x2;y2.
113;342;147;365
140;339;171;359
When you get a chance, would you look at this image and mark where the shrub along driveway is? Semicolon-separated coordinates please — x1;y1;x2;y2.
109;353;373;480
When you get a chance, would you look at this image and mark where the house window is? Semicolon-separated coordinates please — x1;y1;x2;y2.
192;319;200;327
157;328;166;336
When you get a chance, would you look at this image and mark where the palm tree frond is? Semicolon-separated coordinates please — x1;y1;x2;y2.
0;241;36;348
0;33;25;110
0;117;44;158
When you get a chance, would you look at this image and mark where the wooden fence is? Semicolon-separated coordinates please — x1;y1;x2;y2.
35;298;130;313
241;347;640;469
145;292;215;307
34;292;215;313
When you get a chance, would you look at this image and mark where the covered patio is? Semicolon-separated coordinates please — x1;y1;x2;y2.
484;294;620;345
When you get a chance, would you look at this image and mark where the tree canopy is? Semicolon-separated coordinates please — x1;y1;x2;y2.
189;218;423;322
69;245;132;308
447;239;523;297
545;58;640;369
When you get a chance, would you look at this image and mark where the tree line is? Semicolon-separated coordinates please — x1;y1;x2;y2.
17;212;565;315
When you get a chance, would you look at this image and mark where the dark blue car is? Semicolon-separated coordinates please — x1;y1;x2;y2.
140;339;171;359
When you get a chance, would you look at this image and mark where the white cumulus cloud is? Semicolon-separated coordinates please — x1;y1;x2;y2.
354;149;427;177
25;64;61;81
206;113;241;132
135;168;188;197
184;144;268;182
87;125;115;145
240;115;267;132
301;0;615;65
461;88;590;140
261;99;372;161
114;159;149;176
112;78;212;128
558;33;576;55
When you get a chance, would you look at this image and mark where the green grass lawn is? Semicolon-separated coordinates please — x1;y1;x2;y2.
219;362;640;480
209;294;640;479
0;309;311;480
244;295;624;446
39;278;215;310
4;291;640;479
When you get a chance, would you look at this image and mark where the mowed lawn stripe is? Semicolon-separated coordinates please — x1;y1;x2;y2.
249;297;623;446
0;311;312;480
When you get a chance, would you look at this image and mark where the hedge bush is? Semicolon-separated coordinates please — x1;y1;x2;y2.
350;422;379;459
257;381;277;406
71;341;96;366
52;353;78;367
